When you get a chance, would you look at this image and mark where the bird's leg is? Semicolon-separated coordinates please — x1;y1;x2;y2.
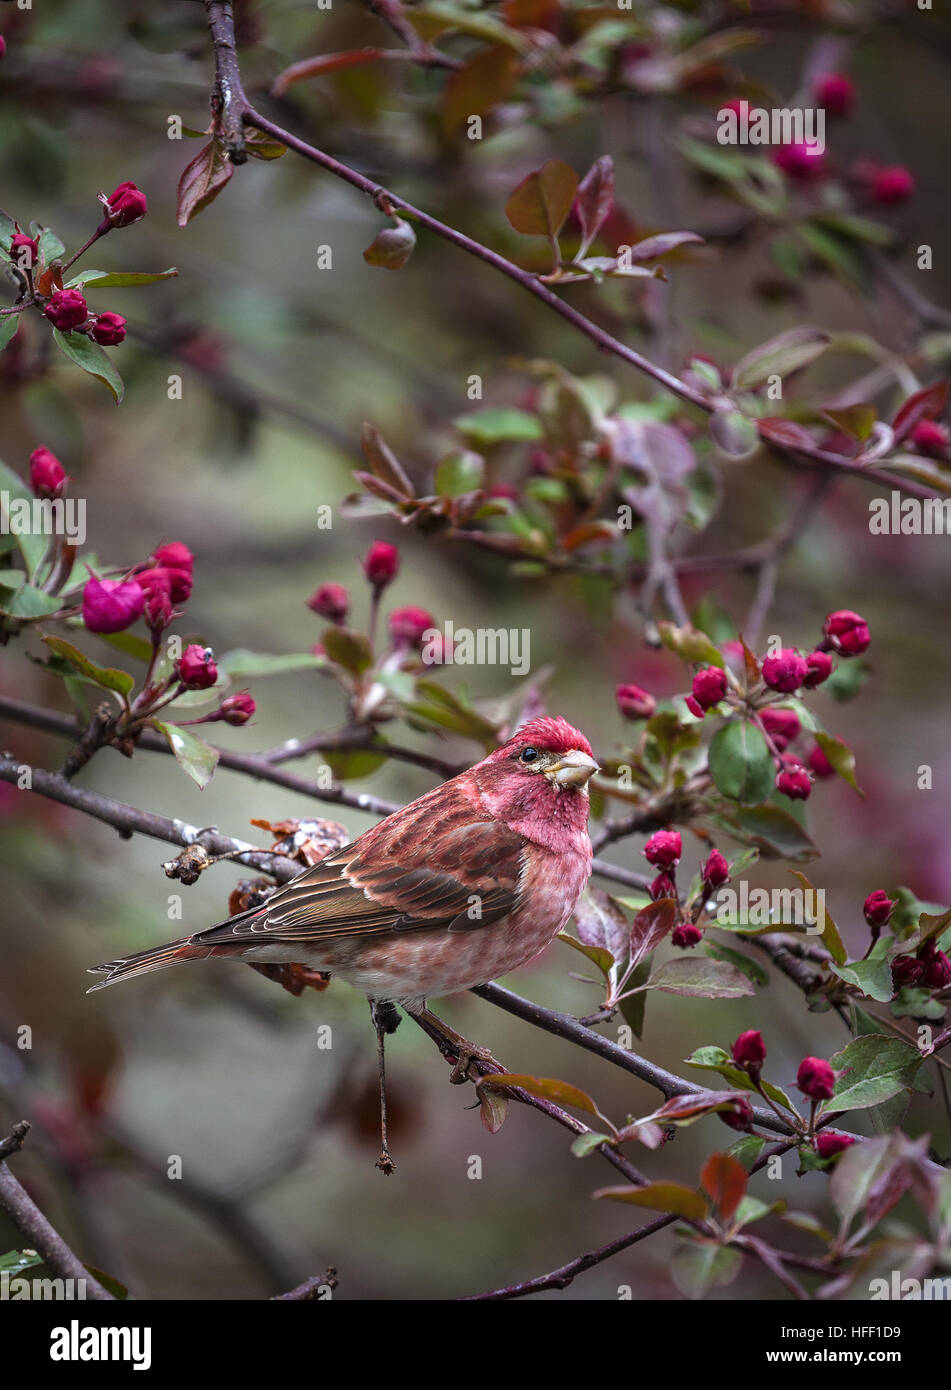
247;962;331;996
405;1005;503;1085
369;999;401;1176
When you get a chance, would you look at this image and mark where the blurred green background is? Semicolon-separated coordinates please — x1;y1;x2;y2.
1;1;950;1299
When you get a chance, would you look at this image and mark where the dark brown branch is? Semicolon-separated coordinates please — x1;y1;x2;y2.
0;1124;114;1300
272;1268;339;1301
203;0;249;163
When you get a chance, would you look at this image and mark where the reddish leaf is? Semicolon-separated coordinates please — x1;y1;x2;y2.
630;897;678;970
479;1073;602;1118
700;1152;747;1221
757;418;816;450
505;159;578;239
479;1088;509;1134
626;231;704;262
176;140;234;227
822;404;877;442
443;45;519;134
360;424;415;496
271;47;387;97
892;381;950;443
644;1089;751;1126
575;155;614;257
573;886;629;967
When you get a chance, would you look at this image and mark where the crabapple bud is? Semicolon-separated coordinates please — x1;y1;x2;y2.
808;744;835;778
776;765;811;800
911;420;949;458
803;650;834;688
691;666;727;712
43;288;88;331
138;565;191;605
732;1029;766;1069
773;142;826;180
863;890;895;930
363;540;399;588
90;312;126;346
307;583;349;624
102;180;148;227
10;232;39;269
151;542;193;575
218;691;256;725
718;1096;753;1132
29;446;66;498
82;574;145;633
871;166;914;204
643;830;681;870
176;644;217;689
823;610;870;656
891;954;923;989
671;922;703;948
702;848;729;891
389;606;435;650
797;1056;835;1101
815;1132;854;1159
761;649;808;693
759;708;800;750
814;73;855;117
616;684;656;721
648;871;676;901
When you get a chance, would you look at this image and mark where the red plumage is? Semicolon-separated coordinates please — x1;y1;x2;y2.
89;718;598;1007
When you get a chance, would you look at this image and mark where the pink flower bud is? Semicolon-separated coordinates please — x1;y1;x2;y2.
143;578;174;634
671;922;703;949
773;141;827;181
488;482;519;501
102;180;148;227
616;683;656;721
0;38;6;59
90;311;126;346
871;166;914;204
922;950;951;991
702;848;730;891
685;695;704;719
218;691;255;726
307;583;349;624
815;1132;855;1159
808;743;835;778
823;610;870;656
863;890;894;930
9;232;39;270
363;540;399;588
389;605;435;650
29;446;66;498
151;542;193;575
43;288;88;331
891;954;923;990
692;666;728;711
81;573;145;633
776;765;811;801
814;72;855;117
718;1096;753;1132
644;829;681;870
761;649;809;693
648;871;676;901
797;1056;835;1101
803;650;834;688
732;1029;766;1069
138;565;191;605
759;708;800;750
911;420;949;459
176;644;217;690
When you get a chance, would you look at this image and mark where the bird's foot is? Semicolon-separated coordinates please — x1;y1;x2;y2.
375;1149;396;1177
448;1039;503;1085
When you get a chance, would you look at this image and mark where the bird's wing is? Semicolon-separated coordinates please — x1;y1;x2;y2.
193;781;525;948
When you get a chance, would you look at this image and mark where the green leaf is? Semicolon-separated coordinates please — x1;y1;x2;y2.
594;1182;708;1221
726;803;819;862
452;407;543;446
726;1135;765;1170
709;409;759;458
321;627;373;674
323;747;386;781
732;326;830;391
570;1131;613;1158
684;1046;796;1113
435;450;485;497
670;1241;742;1299
176;139;234;227
505;159;578;239
557;931;614;981
828;1136;891;1232
704;940;768;987
709;721;774;806
2;583;63;619
35;225;65;262
648;957;755;999
831;940;894;1003
814;731;862;793
219;648;326;678
52;329;124;403
42;636;134;697
657;622;724;668
0;1249;45;1275
93;629;155;663
789;870;846;965
824;1035;923;1116
406;680;498;745
152;721;219;789
0;457;48;578
66;267;179;289
0;316;20;352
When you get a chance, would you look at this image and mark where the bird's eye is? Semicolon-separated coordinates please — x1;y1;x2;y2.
520;746;539;763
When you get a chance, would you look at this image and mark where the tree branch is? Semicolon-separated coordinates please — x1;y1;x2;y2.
0;1123;114;1300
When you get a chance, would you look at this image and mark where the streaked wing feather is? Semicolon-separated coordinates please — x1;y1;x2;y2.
192;787;525;949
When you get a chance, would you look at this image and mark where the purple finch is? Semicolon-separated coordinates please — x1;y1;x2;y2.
88;717;598;1007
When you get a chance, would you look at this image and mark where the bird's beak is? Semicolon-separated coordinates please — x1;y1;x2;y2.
548;749;600;788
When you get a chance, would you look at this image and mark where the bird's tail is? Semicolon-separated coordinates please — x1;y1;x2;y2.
87;936;215;992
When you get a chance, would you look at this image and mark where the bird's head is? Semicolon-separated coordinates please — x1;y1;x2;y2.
479;715;599;796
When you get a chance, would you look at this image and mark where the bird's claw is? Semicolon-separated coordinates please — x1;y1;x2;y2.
449;1042;502;1085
